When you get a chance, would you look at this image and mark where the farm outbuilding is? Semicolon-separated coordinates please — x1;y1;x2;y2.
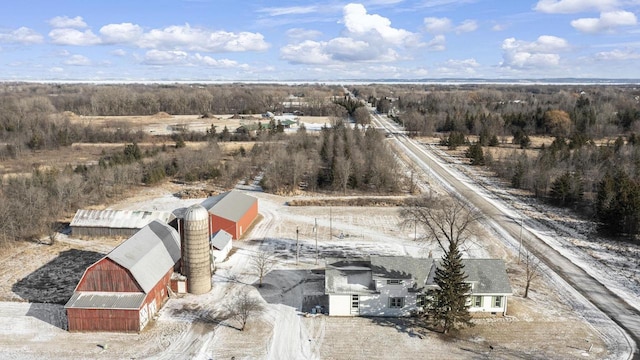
65;220;181;332
201;191;258;240
70;209;175;238
210;229;233;267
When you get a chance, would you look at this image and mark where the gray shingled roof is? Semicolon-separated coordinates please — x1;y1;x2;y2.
210;229;232;250
106;220;181;293
325;256;511;296
70;209;175;229
65;292;146;310
200;191;257;222
462;259;513;295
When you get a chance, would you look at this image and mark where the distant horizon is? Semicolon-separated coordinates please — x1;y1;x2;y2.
4;77;640;86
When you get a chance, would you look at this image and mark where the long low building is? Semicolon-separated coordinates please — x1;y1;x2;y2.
200;191;258;240
65;220;181;332
70;209;175;238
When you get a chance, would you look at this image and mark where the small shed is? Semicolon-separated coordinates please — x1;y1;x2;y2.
65;220;181;332
201;191;258;239
70;209;175;238
210;229;232;266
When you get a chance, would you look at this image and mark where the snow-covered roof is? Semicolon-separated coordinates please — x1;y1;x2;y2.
210;229;232;250
201;191;257;222
325;258;376;295
65;292;146;310
460;259;512;295
70;209;175;229
107;220;181;293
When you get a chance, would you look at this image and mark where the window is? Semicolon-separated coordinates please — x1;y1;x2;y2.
493;296;502;308
386;279;403;285
351;295;359;309
417;295;426;307
389;297;404;308
474;296;482;307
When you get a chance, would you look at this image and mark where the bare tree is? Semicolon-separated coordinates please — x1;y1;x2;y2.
400;194;483;252
225;288;264;331
250;251;276;288
523;249;541;299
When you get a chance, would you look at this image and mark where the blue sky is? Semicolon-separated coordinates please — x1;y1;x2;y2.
1;0;639;81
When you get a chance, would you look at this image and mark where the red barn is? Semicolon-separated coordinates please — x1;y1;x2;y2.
201;191;258;240
65;220;181;332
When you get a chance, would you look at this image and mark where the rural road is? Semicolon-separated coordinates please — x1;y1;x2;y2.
372;112;640;359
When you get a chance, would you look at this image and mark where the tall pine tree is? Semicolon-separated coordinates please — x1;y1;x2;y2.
427;241;473;334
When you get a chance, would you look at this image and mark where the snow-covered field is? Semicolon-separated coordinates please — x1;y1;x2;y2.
0;175;627;359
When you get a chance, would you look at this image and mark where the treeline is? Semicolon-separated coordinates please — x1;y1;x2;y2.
258;123;405;194
352;84;640;239
0;141;252;244
1;82;348;116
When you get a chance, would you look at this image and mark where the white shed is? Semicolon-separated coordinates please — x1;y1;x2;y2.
210;230;232;266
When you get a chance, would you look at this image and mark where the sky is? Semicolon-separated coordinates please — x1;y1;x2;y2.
1;0;640;81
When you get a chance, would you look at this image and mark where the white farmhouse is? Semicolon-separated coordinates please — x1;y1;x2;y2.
325;256;512;317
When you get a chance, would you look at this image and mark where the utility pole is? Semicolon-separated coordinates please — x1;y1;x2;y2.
314;218;318;265
518;216;524;263
296;226;299;265
329;207;332;240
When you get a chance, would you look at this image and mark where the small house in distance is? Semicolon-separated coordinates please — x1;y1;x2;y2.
70;209;175;238
325;256;512;317
65;220;181;332
201;191;258;240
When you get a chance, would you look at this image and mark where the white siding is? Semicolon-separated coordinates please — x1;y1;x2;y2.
329;294;352;316
468;295;508;314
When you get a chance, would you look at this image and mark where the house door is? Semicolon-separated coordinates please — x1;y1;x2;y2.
351;295;359;315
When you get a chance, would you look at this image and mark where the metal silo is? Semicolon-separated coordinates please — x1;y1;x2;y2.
183;204;212;294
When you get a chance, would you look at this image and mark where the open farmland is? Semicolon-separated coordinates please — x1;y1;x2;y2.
0;180;615;359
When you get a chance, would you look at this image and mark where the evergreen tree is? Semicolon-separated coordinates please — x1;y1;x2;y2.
596;170;640;238
550;172;583;206
427;242;473;334
465;142;485;165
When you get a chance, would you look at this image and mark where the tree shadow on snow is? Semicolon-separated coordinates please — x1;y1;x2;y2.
365;316;432;340
12;249;105;304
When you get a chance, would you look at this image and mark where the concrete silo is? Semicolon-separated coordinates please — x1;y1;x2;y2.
182;204;212;294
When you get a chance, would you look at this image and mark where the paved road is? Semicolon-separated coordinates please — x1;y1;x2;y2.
372;113;640;359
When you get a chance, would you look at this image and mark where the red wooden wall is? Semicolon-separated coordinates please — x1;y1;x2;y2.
67;308;140;332
76;258;143;292
209;200;258;240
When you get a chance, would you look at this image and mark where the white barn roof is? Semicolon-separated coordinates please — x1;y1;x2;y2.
107;220;181;293
201;191;256;222
70;209;175;229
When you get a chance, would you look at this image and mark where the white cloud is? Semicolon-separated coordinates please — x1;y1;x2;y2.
0;27;44;44
48;16;88;29
595;48;640;60
456;19;478;33
138;24;269;52
258;5;318;16
426;35;446;51
501;35;570;68
286;28;323;40
534;0;620;14
424;17;453;34
49;28;101;46
49;67;64;73
193;53;246;68
100;23;143;43
492;23;508;31
143;49;189;65
280;40;333;64
111;49;127;57
424;17;478;34
571;10;637;33
437;58;480;75
343;3;420;46
64;54;91;66
280;4;419;65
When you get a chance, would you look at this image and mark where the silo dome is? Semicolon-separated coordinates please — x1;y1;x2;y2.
183;204;212;294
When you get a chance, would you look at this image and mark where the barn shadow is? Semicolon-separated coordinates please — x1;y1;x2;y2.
12;249;105;305
26;302;68;330
253;269;328;313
